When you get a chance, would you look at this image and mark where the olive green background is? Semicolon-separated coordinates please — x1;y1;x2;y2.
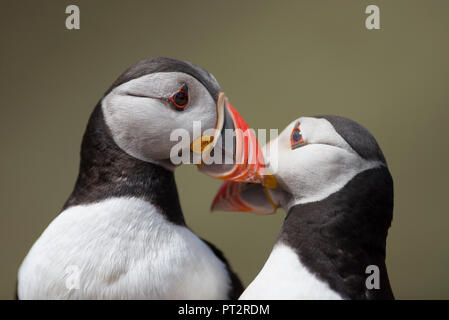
1;0;448;299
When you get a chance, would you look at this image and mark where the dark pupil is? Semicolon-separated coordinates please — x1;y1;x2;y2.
174;91;188;106
292;130;302;142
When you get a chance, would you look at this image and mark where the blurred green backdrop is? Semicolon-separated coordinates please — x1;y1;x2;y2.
1;0;448;299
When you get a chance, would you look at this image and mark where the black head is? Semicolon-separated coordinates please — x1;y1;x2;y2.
317;115;387;164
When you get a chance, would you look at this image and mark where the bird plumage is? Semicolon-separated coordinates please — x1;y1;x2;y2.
212;115;394;300
18;57;244;299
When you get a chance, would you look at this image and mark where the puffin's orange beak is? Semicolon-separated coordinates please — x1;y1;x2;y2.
211;181;278;215
196;93;277;187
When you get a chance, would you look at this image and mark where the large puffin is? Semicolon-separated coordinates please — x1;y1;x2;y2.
212;115;395;300
18;57;266;299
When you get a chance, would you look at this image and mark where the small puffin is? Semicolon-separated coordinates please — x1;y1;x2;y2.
212;115;395;300
18;57;266;299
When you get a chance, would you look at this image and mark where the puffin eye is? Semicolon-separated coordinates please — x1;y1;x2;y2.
290;127;305;149
169;84;189;111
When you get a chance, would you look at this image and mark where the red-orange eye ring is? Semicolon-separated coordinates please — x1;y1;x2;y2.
290;127;304;149
169;84;189;110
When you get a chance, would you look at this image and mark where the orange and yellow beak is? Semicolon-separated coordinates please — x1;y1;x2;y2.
195;92;276;187
211;180;279;215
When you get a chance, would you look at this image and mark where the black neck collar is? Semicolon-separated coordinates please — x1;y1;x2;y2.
279;167;394;299
63;102;185;225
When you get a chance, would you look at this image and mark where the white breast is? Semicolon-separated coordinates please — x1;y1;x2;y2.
239;243;343;300
18;197;231;299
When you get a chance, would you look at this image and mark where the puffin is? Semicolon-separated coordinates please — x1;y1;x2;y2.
17;57;266;299
212;115;395;300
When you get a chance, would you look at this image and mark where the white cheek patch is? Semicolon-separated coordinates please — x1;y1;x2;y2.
268;117;384;209
283;145;381;207
102;72;217;166
299;118;351;150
